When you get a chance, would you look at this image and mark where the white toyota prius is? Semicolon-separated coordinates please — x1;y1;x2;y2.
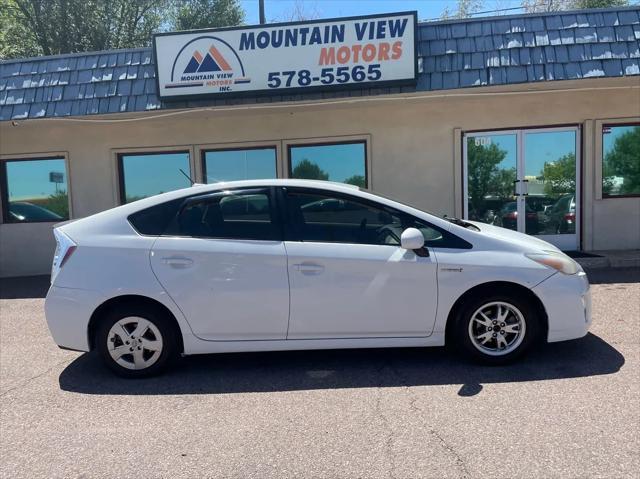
45;179;592;377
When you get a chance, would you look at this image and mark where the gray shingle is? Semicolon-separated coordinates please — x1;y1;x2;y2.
575;27;597;43
63;85;80;100
588;13;605;28
436;25;449;40
531;47;545;64
597;26;615;42
616;25;635;41
12;104;29;119
430;40;446;55
451;23;466;38
22;88;35;104
611;42;629;58
4;89;23;105
94;82;108;97
590;43;613;60
144;78;155;94
442;71;459;89
466;22;482;37
520;48;531;65
481;21;492;36
602;59;623;76
545;15;563;30
500;49;511;66
77;70;92;83
113;66;128;80
555;45;569;63
471;52;484;69
0;63;21;77
523;32;535;47
29;102;47;118
565;63;582;78
627;41;639;58
548;30;562;45
576;14;590;28
634;24;640;40
506;33;523;48
460;69;480;87
492;19;511;35
457;38;474;53
560;29;575;45
430;72;443;89
546;64;563;80
510;18;525;33
507;66;528;83
0;105;13;120
102;70;113;81
569;45;586;62
526;17;545;32
445;39;457;53
421;26;437;41
618;10;639;25
602;12;619;27
423;55;435;72
486;50;500;67
489;67;506;84
581;60;605;77
0;90;6;105
561;14;578;29
535;31;550;46
622;58;640;75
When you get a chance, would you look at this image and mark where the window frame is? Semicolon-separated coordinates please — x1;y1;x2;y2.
200;145;278;184
286;139;369;188
0;154;72;224
116;149;192;205
279;186;470;249
600;121;640;199
166;186;284;241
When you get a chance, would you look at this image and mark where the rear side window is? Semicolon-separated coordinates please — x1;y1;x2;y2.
128;198;184;235
172;190;280;241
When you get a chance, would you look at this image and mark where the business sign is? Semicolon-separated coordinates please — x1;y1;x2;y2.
153;12;417;100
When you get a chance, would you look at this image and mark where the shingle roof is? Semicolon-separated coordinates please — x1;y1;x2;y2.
1;6;638;121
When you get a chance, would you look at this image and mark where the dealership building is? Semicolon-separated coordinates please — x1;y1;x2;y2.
0;6;639;278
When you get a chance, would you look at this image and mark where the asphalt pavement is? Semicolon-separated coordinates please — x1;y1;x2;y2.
1;268;638;478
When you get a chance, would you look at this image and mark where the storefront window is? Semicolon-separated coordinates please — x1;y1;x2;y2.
288;141;367;187
203;147;276;183
602;124;640;197
2;157;69;223
118;151;191;203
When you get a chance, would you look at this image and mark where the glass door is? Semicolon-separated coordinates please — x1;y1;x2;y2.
464;127;580;251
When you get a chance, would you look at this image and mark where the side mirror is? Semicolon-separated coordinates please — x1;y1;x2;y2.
400;227;425;251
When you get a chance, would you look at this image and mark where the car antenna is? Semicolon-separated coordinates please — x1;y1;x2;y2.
179;168;195;185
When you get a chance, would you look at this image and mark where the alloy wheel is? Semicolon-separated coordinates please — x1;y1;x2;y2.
468;301;526;357
107;317;164;370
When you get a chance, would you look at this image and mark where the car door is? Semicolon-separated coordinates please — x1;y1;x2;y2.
281;187;439;339
150;187;290;341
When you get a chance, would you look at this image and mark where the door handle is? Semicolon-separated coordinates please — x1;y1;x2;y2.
162;256;194;268
293;262;325;275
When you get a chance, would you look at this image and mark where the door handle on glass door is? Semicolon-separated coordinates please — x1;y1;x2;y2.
293;262;325;275
163;256;194;268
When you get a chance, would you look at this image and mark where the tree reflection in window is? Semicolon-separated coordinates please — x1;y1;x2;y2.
603;125;640;196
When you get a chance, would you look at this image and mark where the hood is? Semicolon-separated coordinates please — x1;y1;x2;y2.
466;220;562;253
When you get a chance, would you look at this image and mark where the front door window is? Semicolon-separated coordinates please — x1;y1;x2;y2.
464;127;580;250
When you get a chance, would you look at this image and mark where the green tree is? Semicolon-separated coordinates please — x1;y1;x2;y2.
541;153;576;196
603;126;640;195
344;175;366;188
0;0;245;59
291;159;329;181
522;0;628;13
441;0;484;19
466;140;515;217
44;190;69;218
172;0;244;31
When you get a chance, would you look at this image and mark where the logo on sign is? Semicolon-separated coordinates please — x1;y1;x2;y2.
166;36;250;92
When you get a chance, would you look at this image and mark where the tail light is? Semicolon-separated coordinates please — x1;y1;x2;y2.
505;212;517;219
51;229;77;283
564;213;575;223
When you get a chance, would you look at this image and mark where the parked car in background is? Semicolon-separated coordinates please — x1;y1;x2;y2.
497;201;540;234
9;202;63;222
545;194;576;234
45;180;591;377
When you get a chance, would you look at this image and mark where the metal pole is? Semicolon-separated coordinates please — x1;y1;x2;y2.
259;0;266;24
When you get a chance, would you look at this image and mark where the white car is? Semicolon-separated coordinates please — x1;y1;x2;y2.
45;179;591;377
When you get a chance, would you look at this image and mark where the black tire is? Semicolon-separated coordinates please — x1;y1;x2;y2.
453;293;541;365
95;304;179;378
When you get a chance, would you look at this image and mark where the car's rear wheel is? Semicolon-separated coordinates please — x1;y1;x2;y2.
455;295;540;365
96;306;178;378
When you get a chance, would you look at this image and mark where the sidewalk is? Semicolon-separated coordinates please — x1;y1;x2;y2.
575;250;640;270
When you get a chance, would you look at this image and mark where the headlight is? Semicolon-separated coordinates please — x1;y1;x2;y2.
525;251;579;275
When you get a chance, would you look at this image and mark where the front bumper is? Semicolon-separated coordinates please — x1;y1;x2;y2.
533;271;592;343
45;285;102;352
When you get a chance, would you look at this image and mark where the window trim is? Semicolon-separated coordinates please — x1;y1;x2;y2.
286;138;369;188
0;154;72;224
200;145;279;184
116;149;192;205
280;186;471;249
599;121;640;199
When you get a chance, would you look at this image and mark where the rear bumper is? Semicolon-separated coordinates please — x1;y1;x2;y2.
45;285;101;352
533;271;592;343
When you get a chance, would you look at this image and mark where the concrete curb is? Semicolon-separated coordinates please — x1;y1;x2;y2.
575;250;640;270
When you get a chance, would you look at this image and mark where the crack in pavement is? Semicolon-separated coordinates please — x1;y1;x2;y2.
387;359;471;479
0;358;73;398
374;364;399;479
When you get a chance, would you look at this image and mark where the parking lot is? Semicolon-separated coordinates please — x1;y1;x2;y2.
1;268;638;479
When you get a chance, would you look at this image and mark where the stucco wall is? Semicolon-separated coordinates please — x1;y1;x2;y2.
1;77;639;277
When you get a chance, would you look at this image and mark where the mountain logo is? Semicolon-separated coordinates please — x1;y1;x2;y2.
166;35;251;93
183;46;232;74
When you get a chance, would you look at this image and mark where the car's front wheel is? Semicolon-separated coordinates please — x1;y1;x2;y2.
455;295;540;365
96;305;178;378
